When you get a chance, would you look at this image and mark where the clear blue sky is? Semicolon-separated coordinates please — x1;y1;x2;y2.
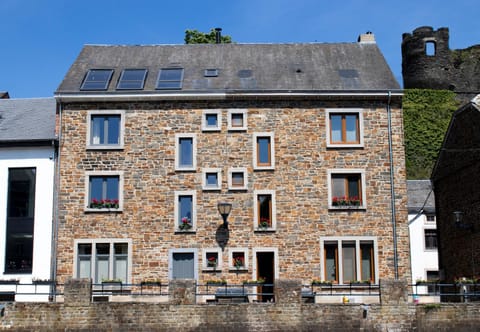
1;0;478;98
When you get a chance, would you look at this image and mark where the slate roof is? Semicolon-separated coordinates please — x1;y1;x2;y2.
56;41;400;95
0;98;56;144
407;180;435;214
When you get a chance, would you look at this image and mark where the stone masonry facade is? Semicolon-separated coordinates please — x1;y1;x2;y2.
56;98;409;285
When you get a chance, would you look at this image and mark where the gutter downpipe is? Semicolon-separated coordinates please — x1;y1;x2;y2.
50;102;62;300
387;90;399;280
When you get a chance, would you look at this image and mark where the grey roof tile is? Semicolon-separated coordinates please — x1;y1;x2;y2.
407;180;435;213
56;42;399;94
0;98;56;142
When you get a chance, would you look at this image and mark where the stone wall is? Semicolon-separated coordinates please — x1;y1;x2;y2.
1;279;480;331
57;98;409;286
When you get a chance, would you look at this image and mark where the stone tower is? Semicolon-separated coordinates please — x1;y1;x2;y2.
402;26;480;99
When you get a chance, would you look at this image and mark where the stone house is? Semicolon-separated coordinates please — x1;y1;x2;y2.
407;180;438;298
54;33;410;292
431;95;480;283
0;97;57;300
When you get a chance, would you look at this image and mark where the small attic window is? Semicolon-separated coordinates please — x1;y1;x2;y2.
156;68;184;90
204;69;218;77
117;69;147;90
81;69;114;90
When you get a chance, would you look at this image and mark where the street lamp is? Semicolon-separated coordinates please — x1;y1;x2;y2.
217;202;232;228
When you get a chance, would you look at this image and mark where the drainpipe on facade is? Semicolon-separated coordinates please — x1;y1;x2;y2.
50;103;62;296
387;90;399;280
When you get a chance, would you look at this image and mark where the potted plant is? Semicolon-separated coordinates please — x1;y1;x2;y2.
206;279;227;286
140;279;162;287
311;279;333;286
332;196;361;207
233;256;245;270
89;198;119;209
207;256;217;268
243;277;265;285
33;278;53;285
179;217;192;230
259;218;270;229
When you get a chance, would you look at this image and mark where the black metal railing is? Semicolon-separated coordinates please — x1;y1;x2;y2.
409;282;480;302
196;283;275;303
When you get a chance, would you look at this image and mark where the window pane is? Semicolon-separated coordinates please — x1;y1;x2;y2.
325;244;338;282
107;116;120;144
231;114;243;127
360;243;374;281
117;69;147;89
206;114;217;127
258;194;272;226
179;195;192;224
332;175;345;198
347;176;359;199
89;177;104;201
78;244;92;278
91;116;104;145
95;243;110;283
114;243;128;282
105;177;119;200
206;173;218;186
172;252;194;279
156;68;183;89
330;115;342;142
81;69;113;90
342;243;356;282
425;230;438;249
179;138;193;167
257;137;271;165
232;172;244;186
5;168;36;274
345;115;358;142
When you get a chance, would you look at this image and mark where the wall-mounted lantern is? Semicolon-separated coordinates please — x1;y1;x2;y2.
217;202;232;228
453;211;474;231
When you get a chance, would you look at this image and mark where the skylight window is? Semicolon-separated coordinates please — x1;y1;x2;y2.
204;69;218;77
156;68;184;90
81;69;114;90
116;69;147;90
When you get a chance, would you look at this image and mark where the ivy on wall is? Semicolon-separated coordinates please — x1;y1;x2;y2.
403;89;459;179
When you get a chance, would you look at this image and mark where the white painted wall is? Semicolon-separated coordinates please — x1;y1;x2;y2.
0;147;55;286
409;212;438;292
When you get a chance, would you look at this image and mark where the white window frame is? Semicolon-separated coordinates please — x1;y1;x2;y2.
174;190;196;232
325;109;364;148
227;109;248;131
86;110;125;150
319;236;378;285
253;190;276;231
202;168;222;191
202;248;222;271
227;167;248;190
175;134;197;171
168;248;198;280
252;247;279;281
327;169;367;209
73;238;132;284
84;171;124;212
229;248;248;271
201;110;222;132
253;132;275;170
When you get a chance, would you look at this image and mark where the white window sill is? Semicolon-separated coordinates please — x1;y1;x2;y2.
326;143;364;149
229;267;248;271
202;266;221;272
329;205;366;210
253;166;275;171
175;229;196;233
254;227;276;232
86;145;124;150
85;208;123;213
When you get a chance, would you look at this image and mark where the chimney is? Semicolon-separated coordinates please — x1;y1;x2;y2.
215;28;222;44
358;31;376;44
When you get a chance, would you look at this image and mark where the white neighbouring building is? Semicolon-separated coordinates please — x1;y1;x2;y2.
0;97;57;301
407;180;439;301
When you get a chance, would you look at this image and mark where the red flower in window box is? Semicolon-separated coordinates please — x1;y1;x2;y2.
259;218;271;228
90;198;119;209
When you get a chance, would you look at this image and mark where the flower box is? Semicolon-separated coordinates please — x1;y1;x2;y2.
89;199;119;209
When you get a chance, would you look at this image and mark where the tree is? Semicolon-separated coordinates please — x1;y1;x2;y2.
184;28;232;44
